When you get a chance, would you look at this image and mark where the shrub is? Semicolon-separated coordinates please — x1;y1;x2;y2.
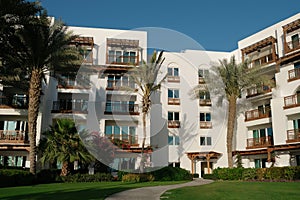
122;174;154;183
213;168;243;180
193;173;199;178
202;174;217;180
242;168;257;180
150;167;192;181
61;173;113;182
36;169;62;184
0;169;35;187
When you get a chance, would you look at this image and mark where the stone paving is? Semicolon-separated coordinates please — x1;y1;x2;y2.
105;178;213;200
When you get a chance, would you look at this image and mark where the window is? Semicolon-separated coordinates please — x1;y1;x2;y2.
200;136;212;146
105;125;136;143
168;67;179;76
107;50;137;64
254;158;267;168
199;91;210;100
200;113;211;121
168;89;179;98
198;69;209;78
107;75;134;89
292;34;299;49
168;135;180;145
168;112;180;121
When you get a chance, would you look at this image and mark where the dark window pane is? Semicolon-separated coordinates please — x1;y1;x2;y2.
168;112;173;120
207;137;212;145
174;112;179;120
200;137;205;145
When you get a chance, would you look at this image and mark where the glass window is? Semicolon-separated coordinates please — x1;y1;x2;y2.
168;89;179;98
175;136;180;145
116;51;122;63
255;159;261;168
114;126;120;134
174;68;179;76
174;112;179;120
130;52;136;64
105;126;112;135
200;137;205;145
174;90;179;98
207;137;212;145
167;68;173;76
206;113;211;122
168;112;173;120
168;135;174;145
168;89;173;98
200;113;211;121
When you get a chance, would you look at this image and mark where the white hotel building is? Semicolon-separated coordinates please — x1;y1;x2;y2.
1;13;300;176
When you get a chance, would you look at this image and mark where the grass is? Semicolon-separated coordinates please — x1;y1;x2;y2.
0;181;187;200
161;181;300;200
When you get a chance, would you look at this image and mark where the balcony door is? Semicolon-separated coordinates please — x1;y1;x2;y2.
292;34;299;49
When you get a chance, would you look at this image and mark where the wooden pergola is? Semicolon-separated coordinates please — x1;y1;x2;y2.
186;151;222;175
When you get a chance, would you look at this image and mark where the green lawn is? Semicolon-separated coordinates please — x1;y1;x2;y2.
161;181;300;200
0;181;186;200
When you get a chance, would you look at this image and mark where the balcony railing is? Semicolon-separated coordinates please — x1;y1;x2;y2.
199;99;212;106
167;76;180;83
105;134;138;145
107;55;138;65
246;136;273;149
0;96;28;109
245;108;271;121
288;68;300;82
168;98;180;105
286;129;300;143
0;130;28;143
199;77;206;84
285;38;300;54
168;120;180;128
283;94;300;109
246;86;272;98
52;101;88;113
57;78;90;89
104;102;139;115
106;80;136;90
250;53;277;68
200;121;212;129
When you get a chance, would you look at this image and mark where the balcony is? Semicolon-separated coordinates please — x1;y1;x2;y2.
286;129;300;143
245;109;271;121
250;53;277;68
199;77;206;84
106;134;138;146
288;68;300;82
246;85;272;98
168;120;180;128
106;80;136;91
168;98;180;105
199;99;212;106
167;76;180;83
283;94;300;109
0;95;28;109
0;130;28;144
52;101;88;114
104;102;139;115
246;136;273;149
107;55;138;65
200;121;212;129
57;78;90;89
284;38;300;54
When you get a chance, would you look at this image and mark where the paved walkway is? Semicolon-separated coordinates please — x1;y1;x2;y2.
105;178;213;200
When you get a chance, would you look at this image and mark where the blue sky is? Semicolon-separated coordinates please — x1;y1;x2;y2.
40;0;300;52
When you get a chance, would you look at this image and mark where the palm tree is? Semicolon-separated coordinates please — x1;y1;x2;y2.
129;50;166;171
1;13;81;174
212;56;271;167
39;119;94;176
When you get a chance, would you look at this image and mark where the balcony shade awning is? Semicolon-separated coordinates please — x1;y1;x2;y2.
186;151;222;160
70;37;94;46
241;36;276;55
282;19;300;33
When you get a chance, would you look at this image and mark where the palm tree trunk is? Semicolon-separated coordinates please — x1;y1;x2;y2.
226;95;237;168
140;111;147;172
61;161;70;176
28;69;42;174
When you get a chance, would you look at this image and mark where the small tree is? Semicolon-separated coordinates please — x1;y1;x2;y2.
39;119;94;176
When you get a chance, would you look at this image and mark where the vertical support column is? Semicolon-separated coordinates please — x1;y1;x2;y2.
283;29;287;55
206;154;211;174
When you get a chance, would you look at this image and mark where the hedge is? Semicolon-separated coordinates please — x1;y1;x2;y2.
0;169;35;187
211;166;300;181
150;166;193;181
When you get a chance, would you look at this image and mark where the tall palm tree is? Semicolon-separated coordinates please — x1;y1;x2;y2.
1;13;81;174
129;50;166;171
212;56;271;167
39;119;94;176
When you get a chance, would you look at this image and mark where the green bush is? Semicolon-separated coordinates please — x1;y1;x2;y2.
150;167;192;181
122;174;154;183
242;168;257;180
213;168;243;180
36;169;62;184
202;174;217;180
0;169;35;187
193;173;199;178
61;173;113;182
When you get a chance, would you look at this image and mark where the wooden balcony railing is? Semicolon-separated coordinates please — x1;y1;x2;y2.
106;134;138;146
167;76;180;83
246;136;273;149
288;68;300;82
198;77;206;84
283;94;300;109
284;38;300;54
57;78;90;89
107;55;138;65
168;120;180;128
104;102;139;115
52;101;88;113
0;130;28;144
286;129;300;143
168;98;180;105
246;86;272;98
200;121;212;129
250;53;277;68
106;80;136;90
245;109;271;121
199;99;212;106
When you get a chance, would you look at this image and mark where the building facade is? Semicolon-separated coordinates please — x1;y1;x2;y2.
1;13;300;176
